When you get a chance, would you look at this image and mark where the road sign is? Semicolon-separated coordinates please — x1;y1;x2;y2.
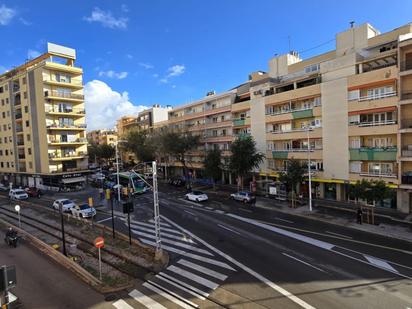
94;237;104;248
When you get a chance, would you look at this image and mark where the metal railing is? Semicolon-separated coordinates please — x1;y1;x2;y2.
44;90;84;100
48;137;88;143
360;171;397;178
401;91;412;101
356;91;397;102
44;78;82;86
357;120;396;127
45;107;85;114
48;152;87;159
47;123;87;129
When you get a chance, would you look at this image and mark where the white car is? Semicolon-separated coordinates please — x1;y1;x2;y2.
70;204;96;218
9;189;28;200
52;199;76;212
185;191;208;202
0;183;8;191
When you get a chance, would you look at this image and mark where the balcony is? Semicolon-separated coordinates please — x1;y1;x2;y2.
17;140;24;146
402;174;412;184
355;91;397;102
48;151;87;161
401;91;412;101
43;77;83;88
18;154;25;160
47;123;87;130
16;125;23;133
45;107;85;115
48;137;88;145
292;109;313;119
234;132;251;138
233;118;246;126
358;172;397;178
349;147;397;161
400;61;412;72
44;90;84;101
15;113;22;120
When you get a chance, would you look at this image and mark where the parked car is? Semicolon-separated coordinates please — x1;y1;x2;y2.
9;189;29;200
230;191;256;204
185;190;208;202
25;187;42;198
0;183;8;191
70;203;96;218
52;199;76;212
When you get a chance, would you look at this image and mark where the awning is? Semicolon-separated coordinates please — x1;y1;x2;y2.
62;176;86;184
348;106;396;116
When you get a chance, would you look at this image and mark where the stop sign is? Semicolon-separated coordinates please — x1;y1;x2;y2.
94;237;104;248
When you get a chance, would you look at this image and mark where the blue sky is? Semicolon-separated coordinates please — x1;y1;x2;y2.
1;0;411;129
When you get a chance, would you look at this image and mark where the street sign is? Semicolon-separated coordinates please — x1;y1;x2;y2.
94;237;104;248
0;265;16;292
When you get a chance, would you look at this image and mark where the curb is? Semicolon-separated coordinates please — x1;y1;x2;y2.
255;202;412;244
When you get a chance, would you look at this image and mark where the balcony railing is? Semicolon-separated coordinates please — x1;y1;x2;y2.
48;152;87;159
400;61;412;72
45;107;85;114
16;126;23;133
270;127;319;134
356;91;397;102
401;119;412;129
349;147;397;161
44;90;84;100
361;172;397;178
356;120;396;127
17;141;24;146
402;174;412;184
15;113;22;120
47;123;87;129
44;78;82;86
48;137;88;144
18;154;25;160
233;118;246;126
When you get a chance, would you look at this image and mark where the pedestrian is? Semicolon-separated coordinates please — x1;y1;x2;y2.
357;207;363;224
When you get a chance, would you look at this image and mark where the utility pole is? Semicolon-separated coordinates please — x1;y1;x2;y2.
307;127;312;212
59;202;67;256
152;161;162;255
115;142;121;203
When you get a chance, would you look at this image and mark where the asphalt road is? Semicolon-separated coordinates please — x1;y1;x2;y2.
2;187;412;308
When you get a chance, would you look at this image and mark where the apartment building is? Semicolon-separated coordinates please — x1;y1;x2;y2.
160;22;412;213
87;129;117;146
0;43;88;190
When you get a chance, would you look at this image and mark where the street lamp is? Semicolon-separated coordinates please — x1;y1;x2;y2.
14;205;21;228
306;126;313;212
59;202;67;256
115;140;127;202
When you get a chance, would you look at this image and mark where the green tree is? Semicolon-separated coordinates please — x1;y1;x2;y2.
278;159;305;195
229;135;264;190
162;131;201;180
124;129;156;163
370;179;392;206
98;144;116;160
348;179;370;203
204;149;222;189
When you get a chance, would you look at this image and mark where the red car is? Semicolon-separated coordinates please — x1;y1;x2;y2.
25;187;42;198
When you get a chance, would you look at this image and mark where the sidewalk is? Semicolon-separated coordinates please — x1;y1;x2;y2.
192;183;412;243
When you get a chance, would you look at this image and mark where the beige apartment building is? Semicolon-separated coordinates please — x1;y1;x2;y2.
0;43;88;190
158;22;412;213
87;129;117;146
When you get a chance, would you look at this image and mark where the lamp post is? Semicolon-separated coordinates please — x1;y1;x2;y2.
306;127;312;212
115;140;127;203
59;202;67;256
15;205;21;228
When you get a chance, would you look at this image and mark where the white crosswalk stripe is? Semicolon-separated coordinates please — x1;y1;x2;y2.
143;281;198;309
177;259;228;281
139;240;235;270
139;238;213;256
112;299;134;309
148;218;171;227
131;221;185;235
168;265;219;290
127;224;187;240
131;228;195;243
129;289;167;309
155;273;206;300
158;272;209;299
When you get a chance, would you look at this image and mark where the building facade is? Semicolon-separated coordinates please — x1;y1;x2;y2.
157;22;412;213
87;129;117;146
0;43;88;190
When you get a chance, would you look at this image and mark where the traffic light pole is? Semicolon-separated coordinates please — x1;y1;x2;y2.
152;161;162;254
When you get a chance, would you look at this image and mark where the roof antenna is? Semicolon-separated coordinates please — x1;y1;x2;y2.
350;21;355;28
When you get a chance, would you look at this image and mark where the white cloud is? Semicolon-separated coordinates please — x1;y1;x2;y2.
126;54;133;59
138;62;153;69
167;64;185;77
98;70;128;79
160;78;168;84
0;5;16;25
19;17;31;25
27;49;41;59
152;73;159;78
121;4;129;13
84;7;128;29
84;80;148;131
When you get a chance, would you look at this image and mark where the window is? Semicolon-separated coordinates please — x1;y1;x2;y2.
22;77;26;85
29;162;33;169
0;150;2;156
2;112;5;118
24;106;28;113
3;137;6;143
6;162;9;168
28;148;31;155
5;98;8;104
23;91;27;99
9;136;12;142
5;150;8;155
368;162;393;175
0;162;3;168
25;120;29;127
1;99;4;106
3;124;6;131
367;85;394;98
5;85;8;91
304;63;320;74
27;134;31;141
348;90;360;101
0;86;3;93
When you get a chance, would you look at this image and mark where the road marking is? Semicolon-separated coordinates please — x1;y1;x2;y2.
282;253;327;273
129;289;167;309
132;228;195;243
161;215;316;309
113;299;134;309
130;221;184;235
139;238;213;256
325;231;352;239
144;281;198;309
218;224;241;236
178;259;228;281
184;210;197;216
274;217;294;224
239;208;253;213
215;210;225;214
148;219;171;227
128;224;185;238
156;273;206;300
179;198;203;207
96;217;112;223
168;265;219;290
158;272;209;298
365;255;399;273
229;214;412;280
205;207;213;210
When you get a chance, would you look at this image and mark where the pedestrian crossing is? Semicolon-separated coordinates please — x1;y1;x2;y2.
114;216;237;308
